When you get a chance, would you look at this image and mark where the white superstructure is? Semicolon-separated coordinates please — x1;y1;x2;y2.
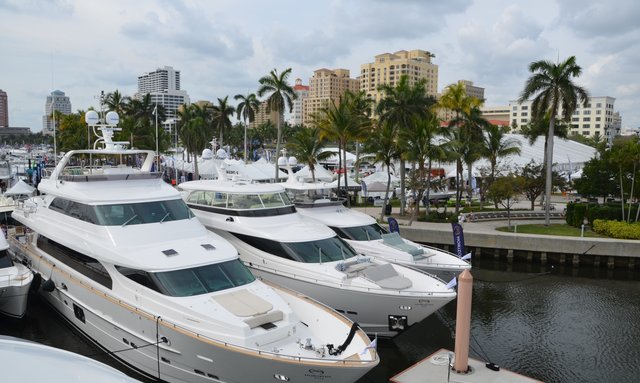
179;178;456;338
9;111;378;383
0;231;32;318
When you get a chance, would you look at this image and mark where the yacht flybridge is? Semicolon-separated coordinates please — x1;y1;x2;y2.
9;111;378;383
179;178;456;338
284;179;471;280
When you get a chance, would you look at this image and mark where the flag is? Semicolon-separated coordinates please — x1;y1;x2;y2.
152;104;158;116
360;337;377;355
360;180;368;197
462;252;472;261
451;222;465;257
446;277;457;289
387;217;400;233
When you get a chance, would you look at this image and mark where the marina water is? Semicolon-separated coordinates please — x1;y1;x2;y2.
2;259;639;383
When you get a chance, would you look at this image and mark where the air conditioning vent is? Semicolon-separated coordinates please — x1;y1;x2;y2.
162;249;178;256
201;244;216;251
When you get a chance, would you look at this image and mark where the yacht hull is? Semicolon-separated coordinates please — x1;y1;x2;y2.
249;266;452;338
0;263;32;318
10;239;376;383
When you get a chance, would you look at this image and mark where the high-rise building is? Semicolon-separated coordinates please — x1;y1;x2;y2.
42;90;72;136
135;66;190;131
302;69;359;126
289;78;309;126
359;50;438;106
0;89;8;127
251;100;283;129
509;96;618;138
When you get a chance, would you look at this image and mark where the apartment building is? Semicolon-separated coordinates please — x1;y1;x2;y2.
359;49;438;106
289;78;309;126
509;96;619;138
0;89;7;127
251;100;283;129
42;90;72;136
302;68;359;126
135;66;190;130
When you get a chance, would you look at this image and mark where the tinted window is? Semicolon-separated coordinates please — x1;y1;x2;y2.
0;249;13;268
331;224;388;241
152;260;255;297
283;237;357;263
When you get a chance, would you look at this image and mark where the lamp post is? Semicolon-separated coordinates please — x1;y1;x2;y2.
154;104;159;171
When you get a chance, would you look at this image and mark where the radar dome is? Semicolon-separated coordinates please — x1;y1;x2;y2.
288;156;298;166
105;111;120;126
201;148;213;159
85;110;99;125
216;149;227;159
277;156;288;166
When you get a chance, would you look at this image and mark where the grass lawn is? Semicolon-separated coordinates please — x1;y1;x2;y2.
496;223;605;237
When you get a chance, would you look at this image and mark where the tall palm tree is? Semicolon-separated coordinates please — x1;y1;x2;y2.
483;124;522;207
179;106;209;181
313;92;371;207
211;96;236;153
400;113;446;223
519;56;589;225
363;121;400;221
377;75;434;215
234;92;260;161
257;68;297;181
104;90;129;116
286;127;332;182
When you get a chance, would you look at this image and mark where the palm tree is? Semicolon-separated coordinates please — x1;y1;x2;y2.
313;92;371;207
483;124;522;207
179;105;209;181
211;96;236;153
519;56;589;225
234;93;260;161
104;90;129;116
400;113;446;223
363;121;400;221
377;75;434;215
286;127;332;182
257;68;297;181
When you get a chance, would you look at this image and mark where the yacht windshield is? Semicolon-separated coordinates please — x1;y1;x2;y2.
119;259;255;297
187;190;292;210
283;237;358;263
331;224;388;241
95;199;193;226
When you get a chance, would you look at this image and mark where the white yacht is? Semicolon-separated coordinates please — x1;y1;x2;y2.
284;179;471;281
179;179;456;338
0;230;33;318
8;111;378;383
0;335;141;382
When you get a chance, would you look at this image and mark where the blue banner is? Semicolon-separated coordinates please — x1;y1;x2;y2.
451;222;465;257
387;217;400;234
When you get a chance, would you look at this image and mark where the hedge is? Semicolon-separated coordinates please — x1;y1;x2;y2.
592;219;640;239
566;202;639;227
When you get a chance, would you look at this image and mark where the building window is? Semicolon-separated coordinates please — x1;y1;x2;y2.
512;112;517;116
582;124;590;129
582;131;589;136
596;110;601;114
512;106;517;110
583;117;590;122
583;110;590;115
596;117;601;121
596;103;602;107
521;105;528;110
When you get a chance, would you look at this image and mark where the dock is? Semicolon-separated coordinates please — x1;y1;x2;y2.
390;348;542;383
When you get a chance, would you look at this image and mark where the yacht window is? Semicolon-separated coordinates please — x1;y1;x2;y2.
259;192;291;208
0;249;13;268
152;260;255;297
231;233;295;260
331;224;388;241
229;194;262;209
37;236;112;289
95;199;193;225
283;237;357;263
116;266;162;293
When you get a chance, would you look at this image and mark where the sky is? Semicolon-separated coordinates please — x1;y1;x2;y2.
1;0;639;132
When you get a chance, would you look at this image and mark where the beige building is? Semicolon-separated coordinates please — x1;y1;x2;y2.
359;49;438;106
289;78;309;126
509;96;619;138
251;100;283;129
302;68;359;126
480;105;510;126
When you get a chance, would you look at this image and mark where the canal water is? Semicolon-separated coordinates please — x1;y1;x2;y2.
2;259;639;383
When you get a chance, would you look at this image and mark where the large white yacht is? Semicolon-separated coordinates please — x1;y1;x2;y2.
284;179;471;281
0;230;33;318
179;178;456;338
8;111;378;383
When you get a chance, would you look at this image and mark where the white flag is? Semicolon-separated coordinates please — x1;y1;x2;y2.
360;337;377;355
462;252;472;261
446;277;457;289
152;104;158;116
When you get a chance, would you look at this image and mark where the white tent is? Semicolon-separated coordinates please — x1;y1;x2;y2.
362;171;400;186
5;179;35;196
367;181;389;192
293;165;335;182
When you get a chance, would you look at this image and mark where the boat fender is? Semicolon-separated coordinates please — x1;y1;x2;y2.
485;362;500;371
42;278;56;292
29;273;42;294
327;322;359;356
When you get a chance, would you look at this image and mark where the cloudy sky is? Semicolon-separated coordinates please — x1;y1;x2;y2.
1;0;639;132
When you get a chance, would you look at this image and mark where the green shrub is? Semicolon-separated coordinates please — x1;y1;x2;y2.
592;219;640;239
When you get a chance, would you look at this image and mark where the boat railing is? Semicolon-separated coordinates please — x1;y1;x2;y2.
8;235;375;366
